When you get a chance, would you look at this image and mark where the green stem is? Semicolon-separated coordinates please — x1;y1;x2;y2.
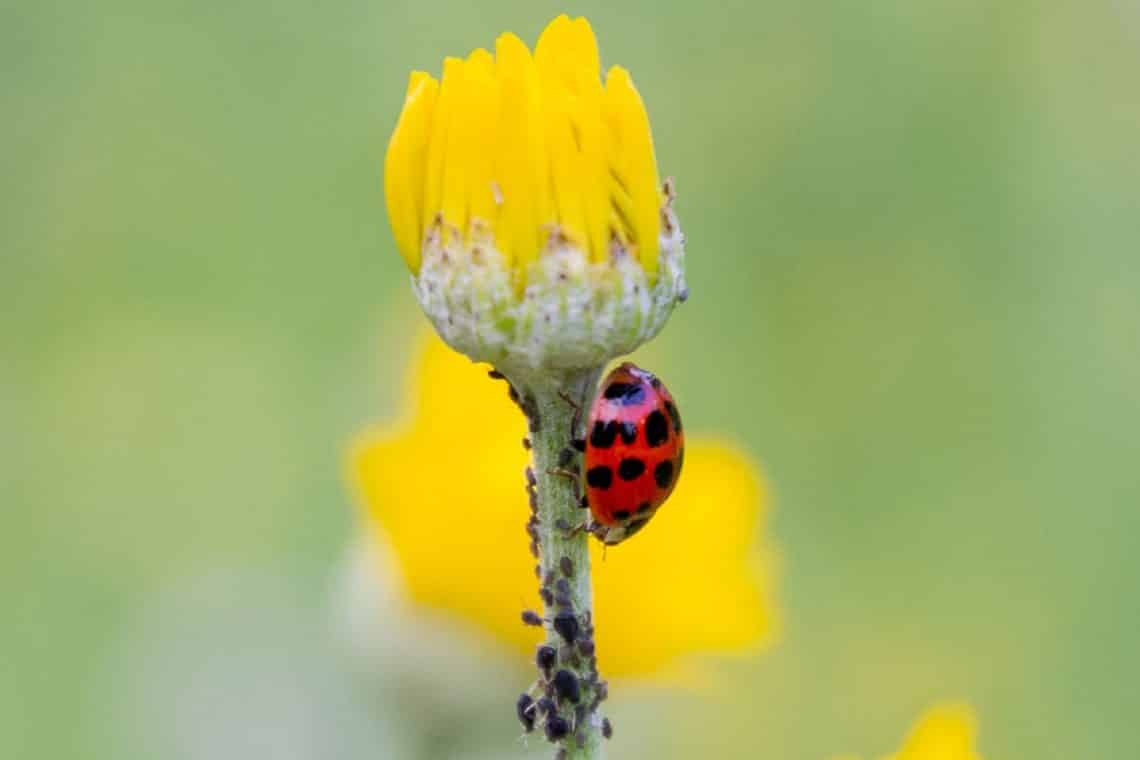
511;368;606;760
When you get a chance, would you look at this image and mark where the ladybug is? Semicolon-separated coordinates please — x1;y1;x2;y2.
574;363;684;545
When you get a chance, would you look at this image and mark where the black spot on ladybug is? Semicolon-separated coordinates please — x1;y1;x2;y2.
612;509;631;521
624;517;649;537
553;612;580;642
545;714;570;741
552;669;581;703
591;419;637;447
586;466;613;490
602;382;645;405
589;420;617;448
517;693;536;732
619;421;638;444
636;502;652;514
602;382;634;399
617;458;646;481
665;400;682;434
654;459;675;489
645;410;669;447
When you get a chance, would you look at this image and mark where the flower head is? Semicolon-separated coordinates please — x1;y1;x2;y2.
350;334;777;678
383;15;687;377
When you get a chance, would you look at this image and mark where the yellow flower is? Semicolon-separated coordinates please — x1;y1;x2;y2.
350;333;778;678
381;15;688;376
838;704;985;760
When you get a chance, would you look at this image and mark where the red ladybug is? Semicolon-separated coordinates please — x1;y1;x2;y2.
575;363;684;545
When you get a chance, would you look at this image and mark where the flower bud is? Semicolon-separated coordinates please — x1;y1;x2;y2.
383;15;687;375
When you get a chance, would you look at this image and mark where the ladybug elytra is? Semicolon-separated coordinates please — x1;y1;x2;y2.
575;363;684;545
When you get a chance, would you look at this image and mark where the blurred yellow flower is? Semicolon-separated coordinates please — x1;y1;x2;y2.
350;333;779;678
838;704;985;760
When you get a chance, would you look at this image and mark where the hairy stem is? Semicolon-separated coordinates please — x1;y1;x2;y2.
512;368;606;759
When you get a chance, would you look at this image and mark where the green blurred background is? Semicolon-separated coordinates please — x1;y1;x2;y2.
4;1;1139;758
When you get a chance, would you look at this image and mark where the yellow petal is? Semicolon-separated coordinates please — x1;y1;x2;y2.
466;46;494;76
438;58;471;243
422;58;460;244
538;78;588;252
604;66;662;274
534;14;574;74
350;332;779;678
462;51;500;240
528;15;611;262
384;71;438;271
567;17;601;82
533;15;610;260
493;32;548;271
575;67;611;263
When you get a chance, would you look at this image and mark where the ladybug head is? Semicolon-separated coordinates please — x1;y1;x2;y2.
611;362;657;386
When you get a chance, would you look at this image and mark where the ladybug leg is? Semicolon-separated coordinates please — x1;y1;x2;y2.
548;467;579;482
586;521;616;550
554;518;589;538
547;467;583;501
557;390;587;448
557;390;581;413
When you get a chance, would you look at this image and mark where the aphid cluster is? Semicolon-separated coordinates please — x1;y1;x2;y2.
525;464;541;561
515;575;609;749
